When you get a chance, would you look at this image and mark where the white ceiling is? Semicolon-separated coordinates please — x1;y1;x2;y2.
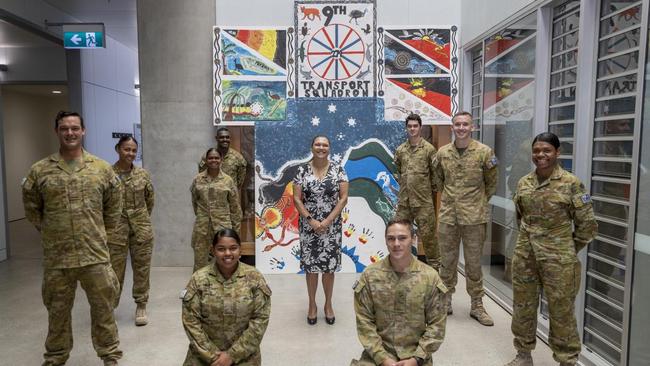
44;0;138;51
0;19;60;48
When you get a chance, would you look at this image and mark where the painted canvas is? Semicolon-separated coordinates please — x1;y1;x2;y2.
255;98;405;274
381;27;459;124
213;26;294;125
295;1;376;98
221;80;287;121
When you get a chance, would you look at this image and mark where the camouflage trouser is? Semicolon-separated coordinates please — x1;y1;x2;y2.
41;263;122;365
439;223;486;299
108;232;154;307
191;226;216;272
350;351;432;366
182;348;262;366
395;203;439;270
511;240;582;364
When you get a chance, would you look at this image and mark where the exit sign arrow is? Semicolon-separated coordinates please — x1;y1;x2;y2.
70;34;81;45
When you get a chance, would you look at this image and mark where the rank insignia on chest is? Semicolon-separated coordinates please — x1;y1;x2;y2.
581;194;591;204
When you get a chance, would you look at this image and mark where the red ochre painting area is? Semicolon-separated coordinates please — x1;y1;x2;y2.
388;78;451;116
402;40;451;69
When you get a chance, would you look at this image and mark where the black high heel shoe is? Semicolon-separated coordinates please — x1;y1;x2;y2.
325;316;335;325
307;316;317;325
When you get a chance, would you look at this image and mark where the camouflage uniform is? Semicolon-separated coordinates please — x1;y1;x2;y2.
198;148;247;189
182;262;271;365
22;150;123;365
190;171;242;271
108;164;155;307
394;139;439;269
351;255;448;366
511;165;597;364
434;139;498;300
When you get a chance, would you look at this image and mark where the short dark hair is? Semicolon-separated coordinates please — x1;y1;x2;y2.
452;111;472;123
114;136;138;151
216;127;230;136
311;135;330;146
405;113;422;126
55;110;84;129
213;228;241;246
385;218;414;236
205;147;222;159
532;132;560;149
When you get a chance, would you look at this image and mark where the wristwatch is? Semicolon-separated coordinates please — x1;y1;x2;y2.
414;357;425;366
305;215;313;221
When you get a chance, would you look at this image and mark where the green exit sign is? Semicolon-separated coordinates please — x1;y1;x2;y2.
62;24;105;49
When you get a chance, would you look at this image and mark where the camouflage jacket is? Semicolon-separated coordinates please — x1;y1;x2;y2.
109;164;154;246
182;262;271;365
394;139;438;207
191;170;242;234
434;139;498;225
514;165;598;260
198;148;247;189
353;255;447;365
22;150;122;269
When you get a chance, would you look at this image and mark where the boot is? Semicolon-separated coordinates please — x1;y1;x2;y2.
446;294;453;315
470;297;494;326
135;303;148;326
104;360;118;366
504;351;533;366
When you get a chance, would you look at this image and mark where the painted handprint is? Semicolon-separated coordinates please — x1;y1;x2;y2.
357;227;374;244
344;223;356;238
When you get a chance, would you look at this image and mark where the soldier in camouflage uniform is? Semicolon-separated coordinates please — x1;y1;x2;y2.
505;133;597;366
433;111;498;326
182;229;271;366
22;111;123;366
394;114;440;270
198;127;248;190
191;148;242;272
351;219;447;366
108;136;155;326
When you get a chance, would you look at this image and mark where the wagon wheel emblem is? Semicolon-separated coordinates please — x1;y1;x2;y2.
307;24;365;80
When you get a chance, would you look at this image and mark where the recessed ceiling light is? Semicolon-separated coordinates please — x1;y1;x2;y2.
52;90;62;94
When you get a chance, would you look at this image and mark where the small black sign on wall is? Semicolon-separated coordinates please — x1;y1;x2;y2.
112;132;133;139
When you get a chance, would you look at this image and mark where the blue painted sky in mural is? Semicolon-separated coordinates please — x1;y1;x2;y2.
255;98;405;177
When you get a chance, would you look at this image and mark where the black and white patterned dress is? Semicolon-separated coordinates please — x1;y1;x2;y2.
293;162;348;273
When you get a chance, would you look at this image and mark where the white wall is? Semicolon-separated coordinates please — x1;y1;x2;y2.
80;35;140;164
460;0;539;45
216;0;460;26
1;88;65;221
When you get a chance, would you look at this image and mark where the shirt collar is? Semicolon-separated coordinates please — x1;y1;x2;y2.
209;261;243;283
379;254;421;273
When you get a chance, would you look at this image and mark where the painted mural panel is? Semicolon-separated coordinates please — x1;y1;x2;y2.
255;98;404;274
381;27;459;124
295;1;376;98
213;26;294;125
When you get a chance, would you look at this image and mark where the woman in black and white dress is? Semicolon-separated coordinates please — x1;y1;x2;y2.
293;135;348;325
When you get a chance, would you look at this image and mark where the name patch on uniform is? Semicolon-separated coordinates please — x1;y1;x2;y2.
581;194;591;204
